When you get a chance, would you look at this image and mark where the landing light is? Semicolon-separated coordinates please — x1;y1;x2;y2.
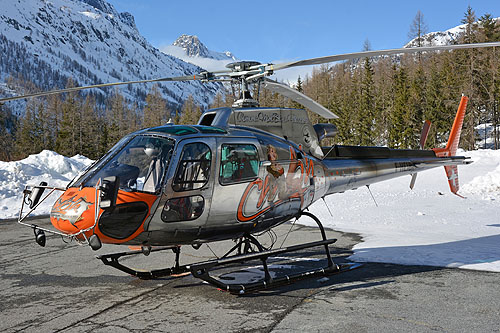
89;234;102;251
34;227;46;247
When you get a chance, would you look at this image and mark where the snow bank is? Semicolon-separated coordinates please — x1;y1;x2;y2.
0;150;93;218
461;150;500;200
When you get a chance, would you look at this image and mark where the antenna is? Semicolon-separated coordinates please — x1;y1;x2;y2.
366;185;378;207
322;196;334;218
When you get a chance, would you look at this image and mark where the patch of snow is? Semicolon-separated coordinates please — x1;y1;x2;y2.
0;150;93;219
79;11;100;19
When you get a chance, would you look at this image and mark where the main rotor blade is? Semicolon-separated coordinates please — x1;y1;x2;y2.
270;42;500;71
263;79;338;119
0;74;204;103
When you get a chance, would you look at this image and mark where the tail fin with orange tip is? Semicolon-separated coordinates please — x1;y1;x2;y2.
432;95;469;196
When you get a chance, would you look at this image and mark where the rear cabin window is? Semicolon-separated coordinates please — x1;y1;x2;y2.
220;144;259;185
173;143;211;191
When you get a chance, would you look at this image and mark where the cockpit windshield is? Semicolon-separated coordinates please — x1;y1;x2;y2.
73;135;174;193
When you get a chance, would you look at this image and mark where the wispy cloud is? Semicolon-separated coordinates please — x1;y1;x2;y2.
160;45;233;72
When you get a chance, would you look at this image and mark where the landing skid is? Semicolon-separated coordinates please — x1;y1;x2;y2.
97;211;361;293
97;246;191;279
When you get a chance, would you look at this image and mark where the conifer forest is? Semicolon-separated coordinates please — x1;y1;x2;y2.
1;7;500;162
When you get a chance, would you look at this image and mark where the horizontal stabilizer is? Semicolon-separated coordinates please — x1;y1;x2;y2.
414;157;472;168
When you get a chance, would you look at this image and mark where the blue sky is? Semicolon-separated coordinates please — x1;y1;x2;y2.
107;0;500;63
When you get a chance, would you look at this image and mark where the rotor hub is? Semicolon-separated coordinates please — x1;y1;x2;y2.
226;61;261;72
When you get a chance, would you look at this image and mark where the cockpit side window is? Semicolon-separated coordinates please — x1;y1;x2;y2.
219;144;259;185
172;142;212;191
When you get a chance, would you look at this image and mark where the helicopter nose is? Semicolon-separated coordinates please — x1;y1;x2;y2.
50;187;96;234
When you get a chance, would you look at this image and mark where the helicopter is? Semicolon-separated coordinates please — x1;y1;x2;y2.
4;41;500;294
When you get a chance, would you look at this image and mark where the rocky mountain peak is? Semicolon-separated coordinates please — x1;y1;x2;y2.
173;34;210;58
172;34;236;61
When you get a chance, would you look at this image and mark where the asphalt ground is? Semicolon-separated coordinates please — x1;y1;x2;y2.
1;216;499;332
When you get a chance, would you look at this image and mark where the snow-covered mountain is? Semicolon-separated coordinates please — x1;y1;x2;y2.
173;34;236;61
0;0;221;110
405;17;500;47
161;34;237;73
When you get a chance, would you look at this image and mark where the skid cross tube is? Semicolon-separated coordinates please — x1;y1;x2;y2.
190;238;338;294
300;211;335;267
189;211;341;293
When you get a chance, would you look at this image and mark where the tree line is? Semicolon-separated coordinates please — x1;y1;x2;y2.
259;7;500;150
0;82;204;161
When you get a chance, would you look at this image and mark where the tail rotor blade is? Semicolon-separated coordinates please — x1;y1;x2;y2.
410;119;432;190
420;120;432;149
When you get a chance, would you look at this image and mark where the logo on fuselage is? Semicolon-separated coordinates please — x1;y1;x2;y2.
51;195;92;227
237;147;315;222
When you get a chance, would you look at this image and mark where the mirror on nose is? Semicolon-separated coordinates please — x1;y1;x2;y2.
99;176;120;210
28;181;48;209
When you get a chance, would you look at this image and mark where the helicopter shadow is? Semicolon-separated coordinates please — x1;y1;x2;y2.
351;234;500;269
181;234;500;297
273;234;500;296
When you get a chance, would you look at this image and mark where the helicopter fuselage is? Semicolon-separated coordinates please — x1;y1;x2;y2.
49;107;467;247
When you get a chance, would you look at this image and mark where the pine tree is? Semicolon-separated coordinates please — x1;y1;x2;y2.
358;56;376;146
406;66;426;148
0;103;15;161
143;85;168;128
425;57;449;148
15;99;44;156
460;6;480;149
289;76;306;110
55;79;79;157
79;95;101;159
389;66;411;148
330;64;355;144
56;95;78;156
408;10;429;47
46;94;61;152
179;95;201;125
106;90;129;148
209;92;227;109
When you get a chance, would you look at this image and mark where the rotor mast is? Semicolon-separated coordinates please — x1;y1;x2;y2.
226;61;262;108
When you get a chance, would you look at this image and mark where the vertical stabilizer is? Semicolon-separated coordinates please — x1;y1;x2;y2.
432;95;469;196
